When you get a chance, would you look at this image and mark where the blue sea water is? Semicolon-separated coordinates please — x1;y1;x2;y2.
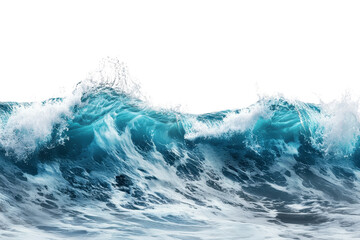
1;79;360;239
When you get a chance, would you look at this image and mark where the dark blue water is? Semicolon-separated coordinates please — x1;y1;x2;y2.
1;82;360;239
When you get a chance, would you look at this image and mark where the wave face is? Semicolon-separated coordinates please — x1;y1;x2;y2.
1;83;360;239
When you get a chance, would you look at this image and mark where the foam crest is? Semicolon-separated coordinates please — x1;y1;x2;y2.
312;96;360;156
184;103;272;139
0;95;80;159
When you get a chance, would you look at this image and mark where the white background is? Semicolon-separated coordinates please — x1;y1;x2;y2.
1;0;360;113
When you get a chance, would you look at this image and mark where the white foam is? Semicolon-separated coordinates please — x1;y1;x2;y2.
311;95;360;156
0;94;80;159
184;102;272;139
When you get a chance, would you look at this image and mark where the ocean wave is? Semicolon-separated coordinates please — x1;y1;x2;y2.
1;61;360;239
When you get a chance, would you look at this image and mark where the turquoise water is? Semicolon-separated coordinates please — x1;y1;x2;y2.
1;82;360;239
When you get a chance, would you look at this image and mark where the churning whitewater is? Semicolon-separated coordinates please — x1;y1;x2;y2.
1;72;360;239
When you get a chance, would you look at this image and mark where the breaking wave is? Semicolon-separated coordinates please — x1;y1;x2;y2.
1;62;360;239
